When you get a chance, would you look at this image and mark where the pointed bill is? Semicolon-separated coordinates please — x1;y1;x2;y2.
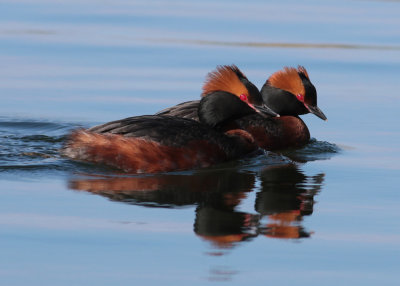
306;104;327;121
253;104;279;117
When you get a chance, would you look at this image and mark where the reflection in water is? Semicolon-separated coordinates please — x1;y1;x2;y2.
256;165;324;239
69;157;326;249
70;169;255;208
207;265;238;282
194;207;259;248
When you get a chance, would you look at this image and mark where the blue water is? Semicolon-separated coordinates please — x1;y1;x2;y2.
1;0;400;285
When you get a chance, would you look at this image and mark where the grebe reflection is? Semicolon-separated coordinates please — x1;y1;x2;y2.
69;162;324;248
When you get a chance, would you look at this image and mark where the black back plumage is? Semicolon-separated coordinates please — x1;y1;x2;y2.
155;100;200;121
89;115;224;147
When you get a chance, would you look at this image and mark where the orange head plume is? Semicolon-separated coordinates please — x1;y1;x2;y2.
201;65;249;99
267;66;309;99
201;65;278;118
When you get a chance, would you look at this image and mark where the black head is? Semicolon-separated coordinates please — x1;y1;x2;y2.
198;91;259;127
261;66;327;120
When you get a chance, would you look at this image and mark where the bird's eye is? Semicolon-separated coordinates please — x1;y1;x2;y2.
239;94;248;102
296;93;304;102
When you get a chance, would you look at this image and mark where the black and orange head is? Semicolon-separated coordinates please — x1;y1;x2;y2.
202;64;267;105
202;65;278;118
262;66;327;120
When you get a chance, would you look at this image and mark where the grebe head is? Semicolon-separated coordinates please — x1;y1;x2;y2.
202;65;278;118
198;91;270;128
261;66;327;121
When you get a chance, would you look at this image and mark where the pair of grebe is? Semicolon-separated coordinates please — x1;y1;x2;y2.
63;65;327;173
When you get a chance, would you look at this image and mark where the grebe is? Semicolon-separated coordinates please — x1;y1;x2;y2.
62;91;274;173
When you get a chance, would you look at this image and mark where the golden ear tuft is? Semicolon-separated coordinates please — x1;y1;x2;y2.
268;67;305;97
202;65;248;98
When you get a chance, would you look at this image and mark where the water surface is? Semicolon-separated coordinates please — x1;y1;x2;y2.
1;0;400;285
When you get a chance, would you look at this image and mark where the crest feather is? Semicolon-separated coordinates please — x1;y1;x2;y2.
297;65;310;79
268;66;305;96
202;65;248;98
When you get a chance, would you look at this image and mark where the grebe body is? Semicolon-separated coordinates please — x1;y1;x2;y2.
63;91;268;173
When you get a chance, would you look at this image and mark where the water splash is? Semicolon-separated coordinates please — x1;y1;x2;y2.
281;138;341;163
0;117;85;174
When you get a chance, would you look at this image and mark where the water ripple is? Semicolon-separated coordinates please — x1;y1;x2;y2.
0;117;80;174
282;138;341;163
148;38;400;51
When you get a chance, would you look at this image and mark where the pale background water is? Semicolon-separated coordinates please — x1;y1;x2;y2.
1;0;400;285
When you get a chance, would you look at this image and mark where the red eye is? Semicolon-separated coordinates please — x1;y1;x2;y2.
239;94;248;102
296;93;304;102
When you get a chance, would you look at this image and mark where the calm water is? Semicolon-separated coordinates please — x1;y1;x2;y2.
1;0;400;285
